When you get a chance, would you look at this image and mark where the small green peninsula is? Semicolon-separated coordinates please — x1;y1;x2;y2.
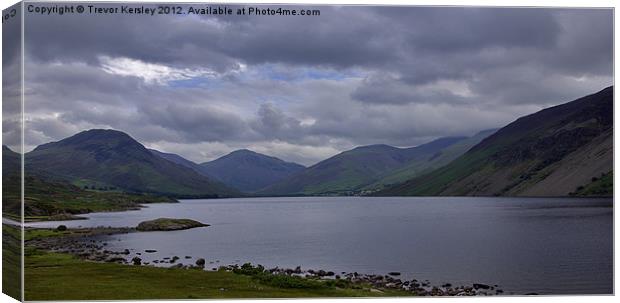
136;218;209;231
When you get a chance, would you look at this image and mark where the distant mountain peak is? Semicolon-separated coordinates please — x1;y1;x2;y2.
231;148;254;154
33;128;142;152
200;149;305;192
259;132;499;196
216;149;303;167
351;144;399;152
70;129;135;141
227;149;261;157
82;128;127;135
26;129;239;197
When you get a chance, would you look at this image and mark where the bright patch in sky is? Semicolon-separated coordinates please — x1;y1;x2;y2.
422;79;475;98
99;56;217;85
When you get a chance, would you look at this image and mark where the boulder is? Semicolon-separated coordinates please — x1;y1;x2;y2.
195;258;206;267
473;283;491;290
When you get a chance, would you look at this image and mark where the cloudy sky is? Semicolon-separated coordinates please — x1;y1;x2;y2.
3;4;613;165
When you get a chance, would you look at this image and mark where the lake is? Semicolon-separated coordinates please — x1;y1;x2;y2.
27;196;613;295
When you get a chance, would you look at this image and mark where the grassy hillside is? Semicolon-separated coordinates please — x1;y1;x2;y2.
259;144;404;195
149;149;206;175
3;144;181;221
2;145;20;176
379;86;613;197
364;129;497;191
571;171;613;197
3;145;22;221
200;149;305;193
3;174;176;221
259;137;473;196
2;224;21;301
25;129;238;198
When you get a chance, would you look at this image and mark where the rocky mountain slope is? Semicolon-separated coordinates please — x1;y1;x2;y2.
379;86;613;197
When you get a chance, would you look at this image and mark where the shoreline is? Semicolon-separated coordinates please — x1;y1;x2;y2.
26;226;504;297
14;195;613;224
19;197;611;297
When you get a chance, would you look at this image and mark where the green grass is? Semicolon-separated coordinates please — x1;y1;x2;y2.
2;224;22;301
4;175;176;221
23;129;239;197
571;171;613;197
378;147;497;196
2;212;22;222
24;228;74;241
364;132;495;192
24;250;410;300
232;263;347;290
136;218;207;231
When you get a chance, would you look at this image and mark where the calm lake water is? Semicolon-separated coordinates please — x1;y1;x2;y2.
28;196;613;295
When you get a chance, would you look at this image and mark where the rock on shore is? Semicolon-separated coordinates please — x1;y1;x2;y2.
136;218;209;231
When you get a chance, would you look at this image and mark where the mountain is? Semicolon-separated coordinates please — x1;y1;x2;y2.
3;145;21;217
362;129;497;191
2;145;20;177
25;129;239;198
149;148;305;193
148;149;205;174
258;134;494;196
199;149;305;192
379;86;613;197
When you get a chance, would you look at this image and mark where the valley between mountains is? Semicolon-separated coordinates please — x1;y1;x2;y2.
2;87;613;220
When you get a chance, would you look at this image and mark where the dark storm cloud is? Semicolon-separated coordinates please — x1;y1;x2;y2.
140;103;250;142
25;6;611;82
385;7;561;53
251;103;306;140
24;5;399;73
350;74;471;105
14;4;614;164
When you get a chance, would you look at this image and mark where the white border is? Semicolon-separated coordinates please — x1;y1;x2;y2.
0;1;617;303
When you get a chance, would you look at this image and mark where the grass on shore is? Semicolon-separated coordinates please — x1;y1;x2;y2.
25;250;409;300
2;224;22;301
24;228;73;241
3;175;177;222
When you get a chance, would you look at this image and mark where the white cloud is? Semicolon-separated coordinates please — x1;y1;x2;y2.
99;56;217;85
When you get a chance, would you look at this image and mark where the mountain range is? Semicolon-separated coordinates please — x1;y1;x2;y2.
24;129;238;198
3;86;613;199
258;131;496;196
199;149;306;192
378;86;613;197
150;148;306;192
